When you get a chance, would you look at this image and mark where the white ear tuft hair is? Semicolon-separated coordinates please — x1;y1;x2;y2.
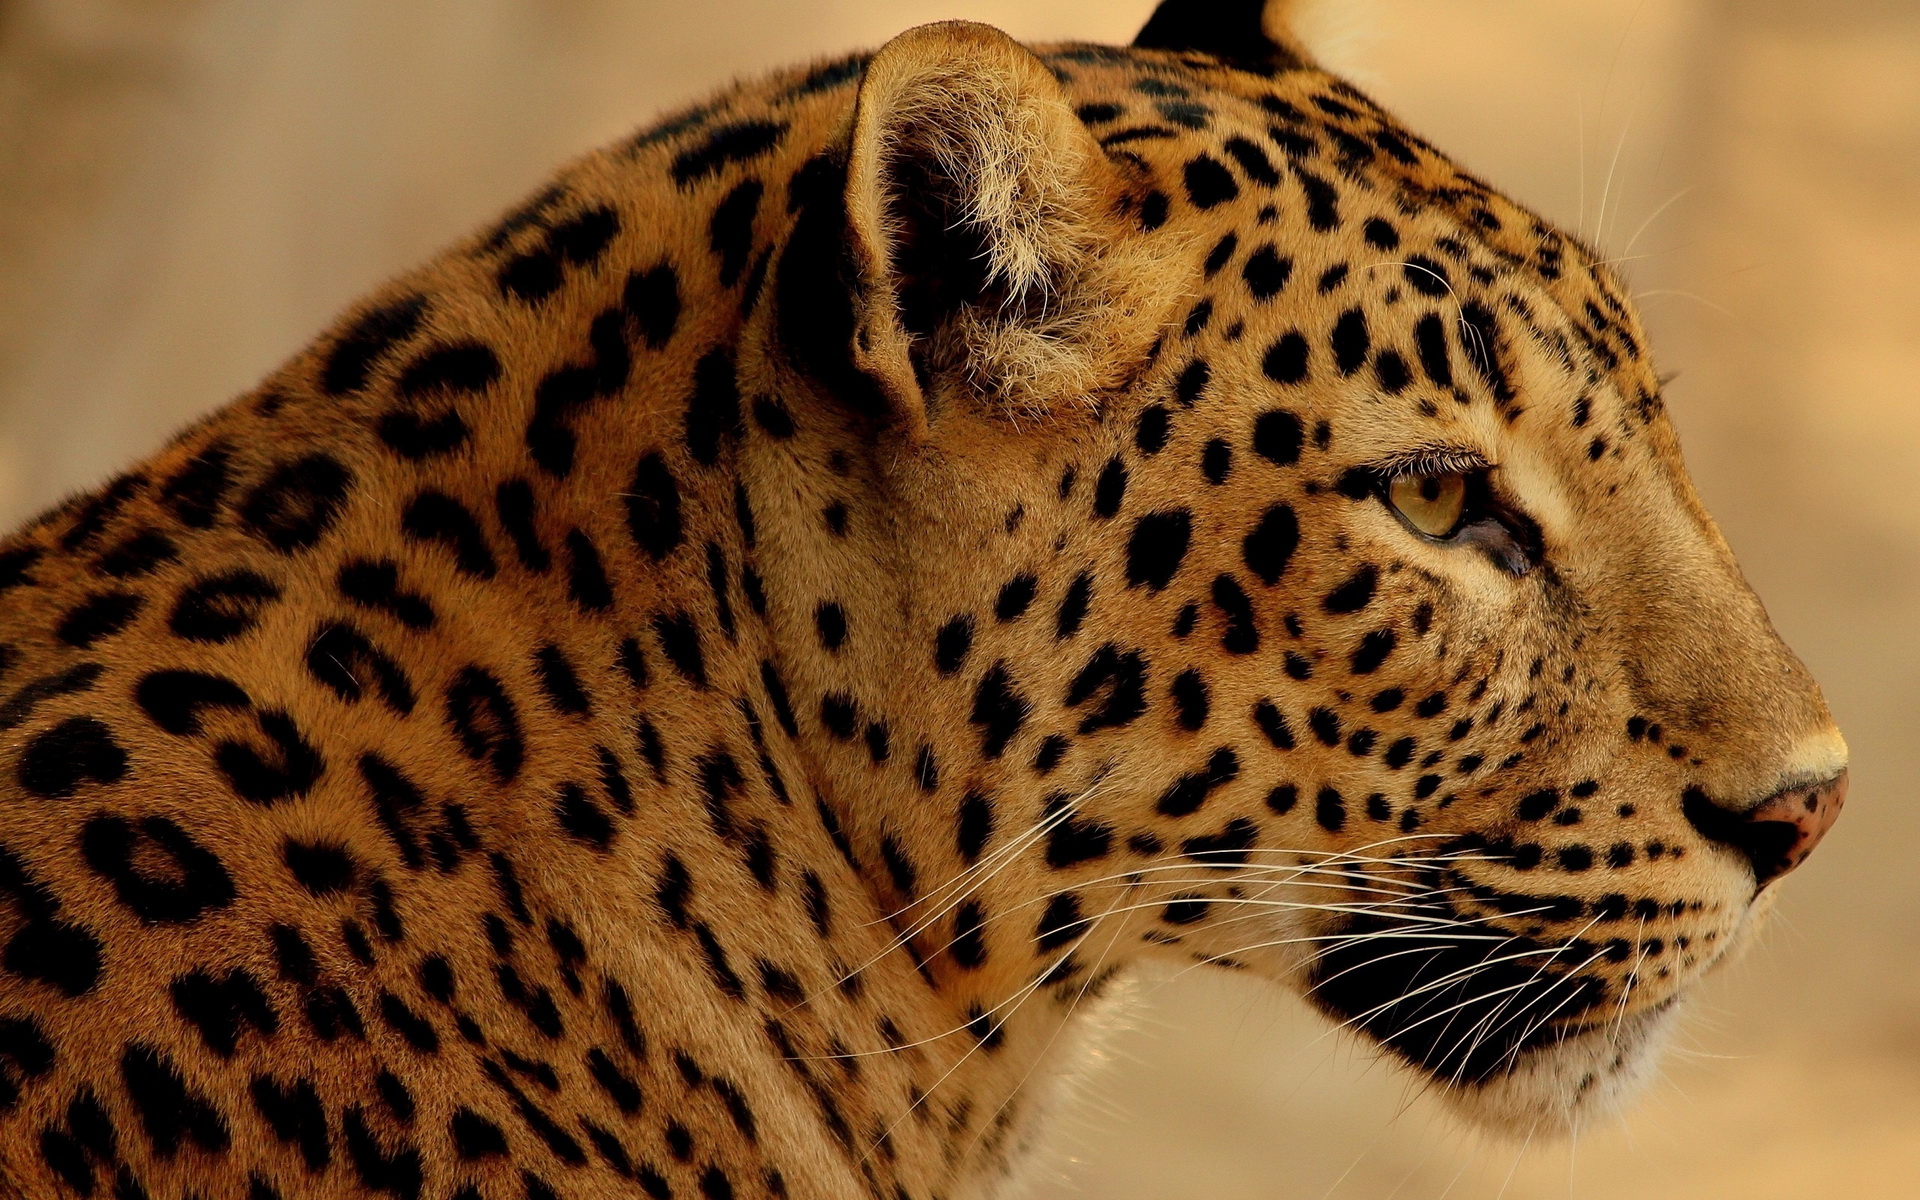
841;21;1188;426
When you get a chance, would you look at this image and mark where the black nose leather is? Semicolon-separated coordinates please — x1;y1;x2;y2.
1682;772;1848;887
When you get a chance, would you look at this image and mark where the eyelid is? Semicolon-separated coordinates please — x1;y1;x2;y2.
1371;446;1491;478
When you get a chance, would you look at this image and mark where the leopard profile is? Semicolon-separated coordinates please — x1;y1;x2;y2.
0;2;1847;1198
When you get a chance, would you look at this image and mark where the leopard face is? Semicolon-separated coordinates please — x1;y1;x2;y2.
0;3;1845;1197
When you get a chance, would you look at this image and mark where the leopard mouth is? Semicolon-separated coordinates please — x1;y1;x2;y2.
1307;912;1615;1087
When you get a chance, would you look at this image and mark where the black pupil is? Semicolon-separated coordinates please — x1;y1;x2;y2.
1419;477;1443;502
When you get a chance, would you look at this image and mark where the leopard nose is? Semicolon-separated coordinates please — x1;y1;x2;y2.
1682;771;1848;888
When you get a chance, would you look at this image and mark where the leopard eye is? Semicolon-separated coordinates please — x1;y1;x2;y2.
1387;472;1468;538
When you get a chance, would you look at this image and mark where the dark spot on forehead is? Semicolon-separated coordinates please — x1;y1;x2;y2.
1262;333;1308;384
1183;155;1239;209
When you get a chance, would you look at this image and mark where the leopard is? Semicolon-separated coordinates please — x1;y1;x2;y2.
0;2;1850;1198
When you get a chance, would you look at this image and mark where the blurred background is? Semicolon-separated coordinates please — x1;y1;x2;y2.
0;0;1914;1195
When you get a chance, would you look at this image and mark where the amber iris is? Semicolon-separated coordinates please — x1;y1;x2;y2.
1388;472;1468;538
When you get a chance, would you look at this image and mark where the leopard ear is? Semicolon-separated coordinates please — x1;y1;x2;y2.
831;21;1183;431
1133;0;1315;74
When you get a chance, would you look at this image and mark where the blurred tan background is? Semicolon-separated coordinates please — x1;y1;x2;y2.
1;0;1915;1195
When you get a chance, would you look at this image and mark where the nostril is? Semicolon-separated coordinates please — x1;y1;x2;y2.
1681;770;1848;888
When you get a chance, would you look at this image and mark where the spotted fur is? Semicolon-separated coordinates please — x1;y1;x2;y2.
0;5;1845;1199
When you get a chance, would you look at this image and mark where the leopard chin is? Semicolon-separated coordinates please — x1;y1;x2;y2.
1435;1001;1680;1137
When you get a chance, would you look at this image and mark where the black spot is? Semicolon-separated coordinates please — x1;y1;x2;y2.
624;264;682;349
1403;255;1451;297
1135;405;1171;454
322;295;426;396
1331;308;1369;375
556;785;615;850
170;569;280;643
818;694;858;742
56;591;144;648
1092;457;1129;520
565;530;614;613
171;968;278;1057
1363;218;1400;249
995;575;1038;622
1155;747;1239;816
1324;565;1378;614
1055;572;1093;639
1252;408;1304;466
1242;503;1299;585
340;1106;423;1199
491;478;550;574
1253;699;1295;750
533;645;591;715
880;834;918;898
1036;894;1090;951
18;717;127;798
1266;784;1298;814
684;348;743;468
1162;896;1209;925
1138;189;1172;231
812;602;849;652
1375;350;1411;393
1414;314;1453;386
957;790;995;863
160;444;235;529
1315;787;1346;832
1066;644;1149;734
1262;331;1312;383
337;560;434;629
121;1043;230;1157
654;612;707;688
95;528;179;578
445;667;524;782
1222;135;1280;185
75;810;234;933
239;454;354;553
1125;510;1192;591
1242;245;1291;299
671;120;788;186
1182;816;1258;866
625;453;683;562
136;670;251;736
1183;155;1239;208
283;839;356;895
970;664;1029;759
1294;166;1340;230
693;922;745;1000
524;308;632;476
0;662;104;733
709;179;764;287
401;491;497;579
1350;630;1396;674
250;1074;329;1169
1459;301;1515;403
1209;574;1260;654
0;846;104;995
215;710;324;805
1171;670;1209;731
305;622;416;715
951;902;988;968
380;343;499;459
1176;359;1211;405
451;1109;508;1160
934;616;973;676
1201;439;1233;485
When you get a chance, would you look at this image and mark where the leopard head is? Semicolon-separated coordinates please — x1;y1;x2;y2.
738;2;1846;1137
